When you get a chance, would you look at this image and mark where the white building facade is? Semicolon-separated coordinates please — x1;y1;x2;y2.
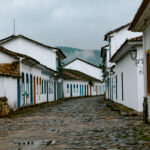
129;0;150;121
64;58;103;81
63;69;104;98
102;23;142;102
0;47;56;109
110;36;144;112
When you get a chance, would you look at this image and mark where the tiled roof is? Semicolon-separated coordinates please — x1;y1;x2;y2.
64;58;101;69
63;69;102;82
0;34;66;59
129;0;149;31
0;62;20;78
0;46;57;75
129;36;143;41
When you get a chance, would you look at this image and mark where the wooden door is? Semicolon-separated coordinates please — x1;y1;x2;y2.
34;77;36;104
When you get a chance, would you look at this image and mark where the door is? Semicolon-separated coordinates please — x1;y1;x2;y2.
82;85;83;96
90;86;92;96
47;80;49;102
30;75;33;104
96;85;98;95
33;77;36;104
87;85;88;96
80;85;81;96
54;81;57;101
70;84;72;97
17;78;21;108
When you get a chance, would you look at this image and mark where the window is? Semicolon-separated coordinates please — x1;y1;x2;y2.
44;80;46;94
147;50;150;95
121;73;124;101
40;77;42;94
67;84;69;93
42;79;44;94
26;73;29;94
99;86;101;94
26;73;29;83
37;77;39;94
22;72;24;83
49;81;50;94
116;75;118;99
76;85;78;93
73;84;75;93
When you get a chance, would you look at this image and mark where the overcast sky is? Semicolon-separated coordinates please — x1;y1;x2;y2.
0;0;142;49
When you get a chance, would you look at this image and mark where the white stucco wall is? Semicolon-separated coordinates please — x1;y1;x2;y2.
115;49;144;112
63;80;104;98
110;26;142;58
20;62;54;107
2;38;57;71
65;59;102;81
0;77;17;108
0;51;16;63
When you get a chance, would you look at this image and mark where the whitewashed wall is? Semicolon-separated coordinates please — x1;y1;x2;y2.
0;52;16;63
63;80;104;98
20;62;54;107
2;38;57;71
0;77;17;108
65;59;102;81
114;47;144;112
110;26;142;58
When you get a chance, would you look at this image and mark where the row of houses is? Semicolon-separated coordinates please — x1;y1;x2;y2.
0;34;104;110
101;23;143;112
101;0;150;123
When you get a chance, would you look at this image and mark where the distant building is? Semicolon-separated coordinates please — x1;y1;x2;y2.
62;69;104;98
64;58;103;81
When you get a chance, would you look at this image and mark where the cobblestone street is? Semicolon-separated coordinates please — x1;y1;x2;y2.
0;96;150;150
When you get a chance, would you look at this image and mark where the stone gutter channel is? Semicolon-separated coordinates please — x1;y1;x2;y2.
105;99;143;117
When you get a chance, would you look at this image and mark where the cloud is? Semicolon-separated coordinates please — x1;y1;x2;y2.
0;0;142;49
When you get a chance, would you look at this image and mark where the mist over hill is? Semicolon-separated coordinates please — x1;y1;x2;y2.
57;46;102;67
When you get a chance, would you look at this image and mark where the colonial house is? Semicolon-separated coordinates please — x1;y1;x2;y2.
62;69;104;98
102;23;142;101
110;36;144;112
0;35;66;100
0;46;56;109
129;0;150;121
64;58;103;81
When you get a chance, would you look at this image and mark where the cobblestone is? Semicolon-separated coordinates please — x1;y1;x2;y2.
0;96;150;149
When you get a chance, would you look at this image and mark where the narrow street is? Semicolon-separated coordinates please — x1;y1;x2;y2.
0;97;150;150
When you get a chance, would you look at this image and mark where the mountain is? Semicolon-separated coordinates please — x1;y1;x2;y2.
57;46;102;67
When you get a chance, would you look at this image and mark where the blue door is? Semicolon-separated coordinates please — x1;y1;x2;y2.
47;81;49;102
30;75;33;104
17;78;21;108
80;85;82;96
70;84;72;97
82;85;84;96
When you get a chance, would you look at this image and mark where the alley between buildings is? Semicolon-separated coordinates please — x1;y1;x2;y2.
0;96;150;150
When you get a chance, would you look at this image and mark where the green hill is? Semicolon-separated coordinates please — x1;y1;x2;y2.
57;46;102;67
